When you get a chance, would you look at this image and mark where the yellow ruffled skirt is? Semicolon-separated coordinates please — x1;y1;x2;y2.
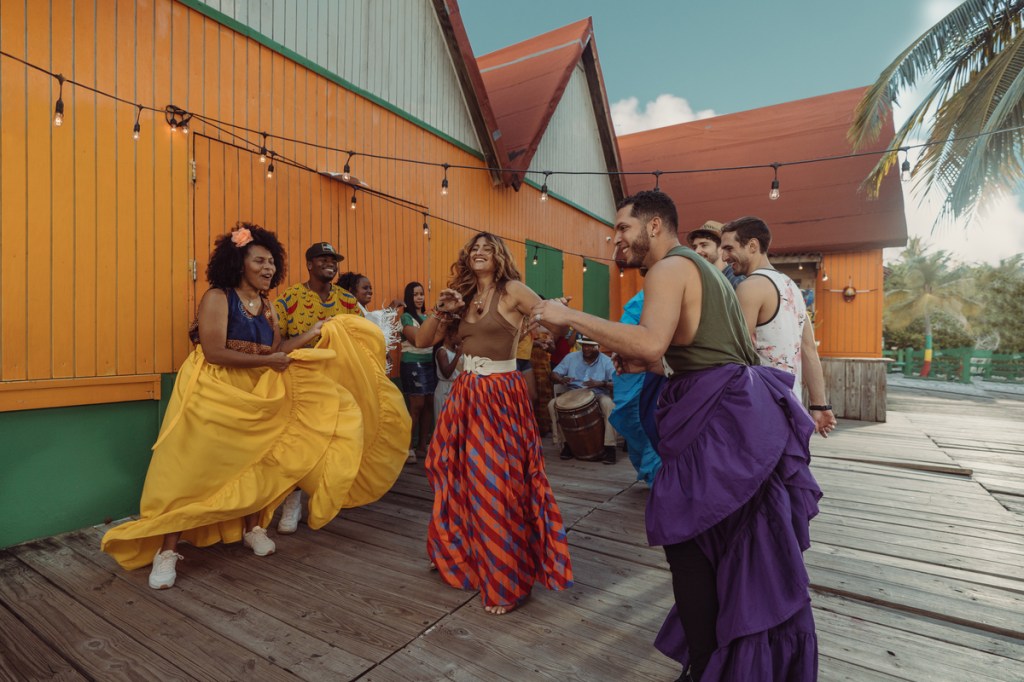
101;316;410;570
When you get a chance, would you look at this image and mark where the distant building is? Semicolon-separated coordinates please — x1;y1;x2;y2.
618;88;908;359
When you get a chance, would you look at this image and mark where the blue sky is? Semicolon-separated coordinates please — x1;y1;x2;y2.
459;0;1024;264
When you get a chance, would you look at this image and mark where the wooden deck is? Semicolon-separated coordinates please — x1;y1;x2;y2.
2;384;1024;681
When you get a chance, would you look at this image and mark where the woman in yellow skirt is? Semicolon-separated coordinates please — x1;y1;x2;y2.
102;223;410;589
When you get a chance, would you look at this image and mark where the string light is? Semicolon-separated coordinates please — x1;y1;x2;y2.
9;49;999;276
132;104;143;140
350;188;357;210
583;261;588;273
532;245;539;266
342;151;353;181
619;267;624;278
266;152;275;179
53;74;65;126
164;104;192;134
900;147;912;182
769;163;780;200
441;163;449;196
822;268;829;283
259;133;267;163
652;170;662;192
422;213;429;236
7;48;1021;194
540;171;550;202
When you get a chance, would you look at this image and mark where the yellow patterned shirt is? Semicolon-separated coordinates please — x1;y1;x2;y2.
274;283;362;347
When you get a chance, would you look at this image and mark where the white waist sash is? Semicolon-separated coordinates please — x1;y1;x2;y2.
460;354;517;376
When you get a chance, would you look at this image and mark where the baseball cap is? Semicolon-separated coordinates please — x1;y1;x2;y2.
688;220;724;245
305;242;344;261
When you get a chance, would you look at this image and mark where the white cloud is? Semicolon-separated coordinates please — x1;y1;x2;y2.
885;187;1024;266
610;94;716;135
923;0;960;26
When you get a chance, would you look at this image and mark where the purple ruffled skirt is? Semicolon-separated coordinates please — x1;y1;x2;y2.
648;363;822;681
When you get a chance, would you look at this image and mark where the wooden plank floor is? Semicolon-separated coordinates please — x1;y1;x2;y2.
2;384;1023;681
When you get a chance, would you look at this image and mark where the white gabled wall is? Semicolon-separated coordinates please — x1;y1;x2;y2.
528;63;616;221
194;0;483;153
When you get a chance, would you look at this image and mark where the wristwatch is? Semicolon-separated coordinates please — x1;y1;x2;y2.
808;404;832;412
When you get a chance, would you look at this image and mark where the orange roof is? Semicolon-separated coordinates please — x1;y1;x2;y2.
477;19;625;198
618;88;907;253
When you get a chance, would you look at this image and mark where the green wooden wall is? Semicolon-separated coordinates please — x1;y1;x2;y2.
525;240;564;300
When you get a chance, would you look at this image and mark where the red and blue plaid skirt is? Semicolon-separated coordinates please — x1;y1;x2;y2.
425;370;573;608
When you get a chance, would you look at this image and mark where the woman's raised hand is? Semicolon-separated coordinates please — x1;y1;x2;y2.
265;352;292;372
436;288;465;313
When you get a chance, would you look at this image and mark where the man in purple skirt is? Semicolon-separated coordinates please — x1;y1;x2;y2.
531;191;822;681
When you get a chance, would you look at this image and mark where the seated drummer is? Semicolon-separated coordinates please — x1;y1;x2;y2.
547;337;619;465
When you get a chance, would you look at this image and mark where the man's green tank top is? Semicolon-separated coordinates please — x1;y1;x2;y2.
661;246;760;373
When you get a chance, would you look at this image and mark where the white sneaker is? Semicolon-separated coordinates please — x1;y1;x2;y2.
277;490;303;534
407;449;417;464
149;550;183;589
243;526;276;556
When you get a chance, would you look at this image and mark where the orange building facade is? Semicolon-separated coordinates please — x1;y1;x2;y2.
0;0;620;547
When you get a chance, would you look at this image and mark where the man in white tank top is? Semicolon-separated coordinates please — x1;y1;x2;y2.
720;217;837;438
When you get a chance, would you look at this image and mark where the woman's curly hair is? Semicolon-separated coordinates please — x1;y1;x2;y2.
206;222;287;290
337;271;367;292
447;232;522;303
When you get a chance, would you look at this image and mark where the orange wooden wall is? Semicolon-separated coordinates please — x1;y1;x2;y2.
0;0;615;409
815;250;884;358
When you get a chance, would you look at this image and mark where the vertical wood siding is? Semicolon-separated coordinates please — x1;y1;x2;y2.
0;0;614;399
815;250;884;358
529;64;617;223
191;0;482;154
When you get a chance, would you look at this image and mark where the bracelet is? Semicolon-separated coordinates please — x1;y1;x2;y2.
808;404;832;412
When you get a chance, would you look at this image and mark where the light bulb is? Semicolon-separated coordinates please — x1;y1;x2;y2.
180;123;189;135
540;184;548;202
441;177;449;196
901;159;911;182
532;255;538;266
266;163;274;179
423;222;429;235
350;193;357;210
619;269;624;278
583;263;588;273
822;273;829;282
133;122;141;141
53;98;64;127
342;162;350;181
769;179;780;201
259;147;267;163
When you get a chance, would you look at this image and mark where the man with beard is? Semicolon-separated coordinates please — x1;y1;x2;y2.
273;241;361;534
531;191;821;681
719;217;836;438
687;220;745;288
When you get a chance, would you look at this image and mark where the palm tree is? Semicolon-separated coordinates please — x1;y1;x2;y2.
848;0;1024;225
886;238;979;376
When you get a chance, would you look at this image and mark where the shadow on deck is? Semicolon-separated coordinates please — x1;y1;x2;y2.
2;384;1023;681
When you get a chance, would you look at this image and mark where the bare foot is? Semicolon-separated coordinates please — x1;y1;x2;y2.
484;604;512;615
483;597;526;615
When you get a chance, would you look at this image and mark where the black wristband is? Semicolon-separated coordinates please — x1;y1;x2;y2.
808;404;832;412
